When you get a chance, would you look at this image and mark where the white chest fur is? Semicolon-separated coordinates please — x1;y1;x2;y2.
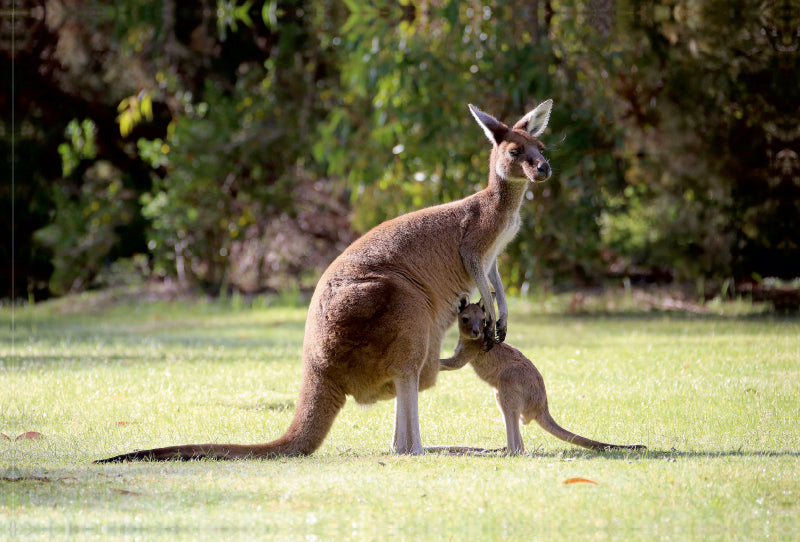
484;211;521;273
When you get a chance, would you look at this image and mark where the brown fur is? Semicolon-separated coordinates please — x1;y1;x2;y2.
440;302;646;454
96;102;554;462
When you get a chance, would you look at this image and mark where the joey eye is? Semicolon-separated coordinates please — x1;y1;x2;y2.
461;317;469;324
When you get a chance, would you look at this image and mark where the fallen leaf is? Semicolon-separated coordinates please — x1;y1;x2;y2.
1;434;10;440
16;432;43;441
112;488;142;495
2;475;49;483
115;421;138;427
564;477;599;485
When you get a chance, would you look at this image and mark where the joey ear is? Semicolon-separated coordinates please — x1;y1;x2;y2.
468;104;508;146
514;99;553;137
457;294;470;313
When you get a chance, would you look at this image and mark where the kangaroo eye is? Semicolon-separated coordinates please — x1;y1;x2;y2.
508;148;520;158
481;319;486;325
462;317;469;324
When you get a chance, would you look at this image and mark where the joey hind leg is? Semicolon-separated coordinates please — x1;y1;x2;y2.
502;408;525;454
496;390;525;454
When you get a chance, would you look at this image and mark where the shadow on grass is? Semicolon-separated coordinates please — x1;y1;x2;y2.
6;320;306;348
422;445;800;460
521;309;800;324
7;352;297;369
647;448;800;459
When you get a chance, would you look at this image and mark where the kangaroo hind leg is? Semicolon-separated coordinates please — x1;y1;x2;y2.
496;388;525;454
393;372;424;455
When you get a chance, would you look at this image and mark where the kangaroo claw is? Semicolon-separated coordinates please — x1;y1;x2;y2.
482;319;496;352
495;318;507;344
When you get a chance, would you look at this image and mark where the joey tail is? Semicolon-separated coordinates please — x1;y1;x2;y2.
95;373;346;463
535;411;646;452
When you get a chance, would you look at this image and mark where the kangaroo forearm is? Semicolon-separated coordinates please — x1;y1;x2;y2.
439;353;471;370
488;261;507;322
458;244;493;311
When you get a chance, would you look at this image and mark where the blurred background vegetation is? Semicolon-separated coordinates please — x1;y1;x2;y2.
3;0;799;303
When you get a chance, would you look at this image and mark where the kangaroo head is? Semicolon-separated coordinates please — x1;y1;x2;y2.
468;100;553;183
457;301;487;340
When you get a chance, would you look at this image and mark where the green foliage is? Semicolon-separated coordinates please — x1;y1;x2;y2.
57;119;97;177
216;0;255;40
116;91;154;138
139;81;257;289
14;0;799;299
33;162;139;295
590;1;800;279
126;2;348;293
138;59;323;290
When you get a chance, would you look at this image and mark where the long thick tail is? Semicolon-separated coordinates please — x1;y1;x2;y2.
535;411;646;452
95;373;346;463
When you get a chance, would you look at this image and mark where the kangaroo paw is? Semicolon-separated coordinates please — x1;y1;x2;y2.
495;318;507;344
482;319;496;352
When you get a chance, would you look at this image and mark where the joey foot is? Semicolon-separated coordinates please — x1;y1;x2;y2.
495;318;507;344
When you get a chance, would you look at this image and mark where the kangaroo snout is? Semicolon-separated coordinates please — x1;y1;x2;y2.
522;158;551;182
537;161;551;178
531;160;551;181
468;322;482;338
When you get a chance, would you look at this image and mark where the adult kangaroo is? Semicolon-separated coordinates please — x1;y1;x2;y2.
97;100;554;462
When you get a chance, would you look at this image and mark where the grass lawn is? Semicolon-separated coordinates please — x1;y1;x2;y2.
2;292;799;540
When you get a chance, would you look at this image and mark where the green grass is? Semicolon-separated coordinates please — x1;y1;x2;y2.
2;294;799;540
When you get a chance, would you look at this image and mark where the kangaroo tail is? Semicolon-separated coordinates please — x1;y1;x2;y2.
535;411;646;452
95;372;346;463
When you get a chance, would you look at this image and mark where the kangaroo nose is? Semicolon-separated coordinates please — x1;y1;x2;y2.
537;162;550;176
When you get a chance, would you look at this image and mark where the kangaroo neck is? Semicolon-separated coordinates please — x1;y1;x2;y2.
486;169;529;216
458;336;488;362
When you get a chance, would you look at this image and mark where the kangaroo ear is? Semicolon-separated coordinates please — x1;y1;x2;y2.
514;99;553;137
468;104;508;147
457;294;470;313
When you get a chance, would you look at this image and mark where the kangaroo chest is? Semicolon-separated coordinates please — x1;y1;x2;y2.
484;211;521;272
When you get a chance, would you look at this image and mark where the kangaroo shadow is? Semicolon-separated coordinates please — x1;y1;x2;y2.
421;445;800;460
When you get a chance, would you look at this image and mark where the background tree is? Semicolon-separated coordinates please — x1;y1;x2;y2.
4;0;798;301
588;0;800;281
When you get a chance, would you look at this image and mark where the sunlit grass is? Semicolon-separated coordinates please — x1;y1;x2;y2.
2;294;798;540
